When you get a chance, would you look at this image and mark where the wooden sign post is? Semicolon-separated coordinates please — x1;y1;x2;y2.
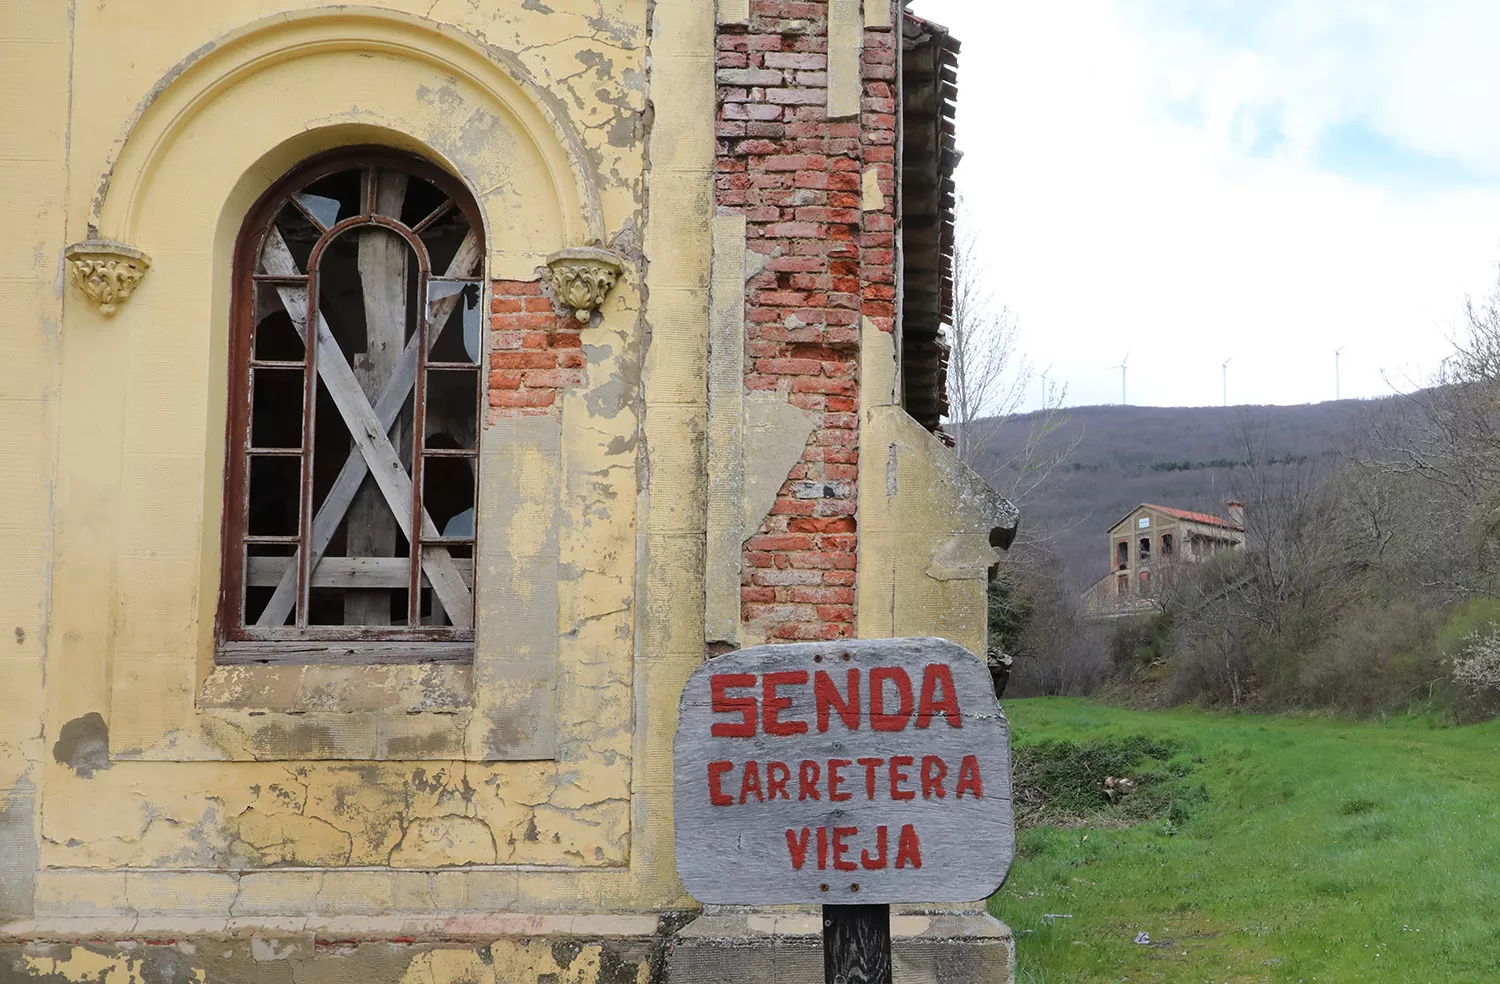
673;637;1015;984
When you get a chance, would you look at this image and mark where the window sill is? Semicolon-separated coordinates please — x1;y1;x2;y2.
216;640;474;665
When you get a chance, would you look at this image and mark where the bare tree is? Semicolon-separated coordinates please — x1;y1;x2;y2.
945;218;1027;463
1357;265;1500;595
941;203;1091;686
942;203;1078;526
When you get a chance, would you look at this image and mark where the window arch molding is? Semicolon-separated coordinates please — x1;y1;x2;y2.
94;6;605;258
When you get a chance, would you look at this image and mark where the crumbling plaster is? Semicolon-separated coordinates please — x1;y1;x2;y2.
3;932;661;984
856;320;1020;657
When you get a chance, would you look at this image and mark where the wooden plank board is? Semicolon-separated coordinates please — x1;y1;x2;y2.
256;230;474;628
824;905;892;984
301;302;474;624
256;229;480;628
246;556;474;589
673;637;1014;905
345;170;411;625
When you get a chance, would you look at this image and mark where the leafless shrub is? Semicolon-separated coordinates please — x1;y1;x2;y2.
1356;266;1500;597
993;543;1109;697
1297;599;1445;715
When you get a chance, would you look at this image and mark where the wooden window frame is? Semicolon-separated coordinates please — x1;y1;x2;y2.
217;147;486;666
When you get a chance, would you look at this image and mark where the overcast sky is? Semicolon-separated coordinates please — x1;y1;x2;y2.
909;0;1500;409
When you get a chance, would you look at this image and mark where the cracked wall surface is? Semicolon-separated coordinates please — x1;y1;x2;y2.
2;4;1011;976
2;0;713;924
856;321;1020;657
2;934;661;984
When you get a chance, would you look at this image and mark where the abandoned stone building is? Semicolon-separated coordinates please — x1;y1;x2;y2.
0;1;1021;981
1084;502;1246;614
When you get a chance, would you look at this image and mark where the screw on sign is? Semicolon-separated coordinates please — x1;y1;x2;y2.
673;637;1016;984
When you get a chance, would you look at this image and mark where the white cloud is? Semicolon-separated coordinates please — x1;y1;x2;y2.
913;0;1500;408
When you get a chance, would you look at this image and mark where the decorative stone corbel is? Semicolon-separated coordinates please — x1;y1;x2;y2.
543;246;624;321
64;240;151;316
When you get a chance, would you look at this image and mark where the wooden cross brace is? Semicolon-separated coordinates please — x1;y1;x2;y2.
254;227;482;629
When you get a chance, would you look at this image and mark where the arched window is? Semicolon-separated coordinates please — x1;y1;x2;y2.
1116;540;1128;569
219;149;485;664
1161;533;1174;556
1138;536;1151;561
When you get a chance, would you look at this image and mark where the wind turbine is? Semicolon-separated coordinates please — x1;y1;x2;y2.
1222;355;1233;408
1038;362;1054;410
1335;347;1344;401
1106;351;1130;405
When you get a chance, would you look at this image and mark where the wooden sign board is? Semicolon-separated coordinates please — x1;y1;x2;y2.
673;637;1015;905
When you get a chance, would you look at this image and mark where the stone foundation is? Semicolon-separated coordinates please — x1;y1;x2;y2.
669;907;1014;984
0;910;1013;983
1;916;670;984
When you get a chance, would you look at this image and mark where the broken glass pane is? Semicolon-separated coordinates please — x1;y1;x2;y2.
247;456;301;538
424;369;479;451
427;281;482;364
301;169;362;224
401;176;449;229
294;193;342;231
263;203;320;274
253;283;306;361
421;451;477;535
250;368;304;449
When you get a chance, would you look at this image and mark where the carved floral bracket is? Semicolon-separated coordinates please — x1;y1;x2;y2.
543;246;624;321
65;240;151;316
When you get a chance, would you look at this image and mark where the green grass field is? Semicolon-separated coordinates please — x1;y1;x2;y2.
991;699;1500;983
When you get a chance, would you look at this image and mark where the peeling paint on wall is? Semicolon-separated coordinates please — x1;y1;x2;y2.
0;936;660;984
51;715;108;779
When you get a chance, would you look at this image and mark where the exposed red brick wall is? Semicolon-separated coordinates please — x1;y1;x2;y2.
718;1;899;642
487;280;586;421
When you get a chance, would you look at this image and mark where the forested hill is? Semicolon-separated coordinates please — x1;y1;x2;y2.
974;398;1387;589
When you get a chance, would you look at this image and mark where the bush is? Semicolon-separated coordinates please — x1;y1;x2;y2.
1010;733;1193;828
1451;625;1500;708
1296;598;1445;716
1107;612;1172;671
991;546;1110;697
1164;599;1264;707
1435;597;1500;654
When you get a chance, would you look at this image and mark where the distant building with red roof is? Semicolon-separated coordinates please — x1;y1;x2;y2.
1084;501;1246;614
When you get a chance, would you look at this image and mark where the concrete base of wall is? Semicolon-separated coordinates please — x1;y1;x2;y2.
0;915;680;984
0;908;1013;983
667;907;1014;984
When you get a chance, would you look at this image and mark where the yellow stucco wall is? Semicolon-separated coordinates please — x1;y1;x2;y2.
857;321;1016;657
0;0;69;923
1;0;714;922
0;0;999;948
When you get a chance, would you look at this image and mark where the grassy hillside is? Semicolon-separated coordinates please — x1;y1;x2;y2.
993;698;1500;982
975;400;1379;587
